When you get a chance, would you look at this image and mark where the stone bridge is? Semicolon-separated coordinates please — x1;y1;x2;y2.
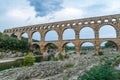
3;14;120;54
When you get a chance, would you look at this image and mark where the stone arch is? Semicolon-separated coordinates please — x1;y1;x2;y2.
79;27;95;39
45;30;58;41
62;42;75;53
62;28;75;40
21;32;29;41
100;41;118;52
80;42;95;54
99;25;117;38
32;31;41;42
44;43;58;54
31;43;40;51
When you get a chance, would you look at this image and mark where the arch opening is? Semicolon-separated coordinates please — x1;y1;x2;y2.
32;44;40;51
100;41;118;53
63;29;75;40
32;32;41;42
99;25;117;38
80;42;95;54
45;43;58;54
63;42;75;54
11;33;17;38
21;33;28;41
79;27;95;39
45;30;58;41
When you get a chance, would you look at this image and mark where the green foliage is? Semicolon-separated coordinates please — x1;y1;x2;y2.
35;55;43;62
78;64;119;80
33;50;42;55
24;53;35;66
50;56;58;61
112;54;120;66
58;53;64;60
105;41;115;48
65;63;74;68
98;51;104;55
64;54;69;59
65;45;75;52
0;33;30;52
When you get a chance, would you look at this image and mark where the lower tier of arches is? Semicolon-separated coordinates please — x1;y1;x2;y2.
31;38;120;54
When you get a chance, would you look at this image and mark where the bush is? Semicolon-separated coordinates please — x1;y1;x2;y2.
98;51;104;55
58;53;64;61
33;50;42;55
24;53;35;66
78;64;119;80
64;54;69;59
35;55;43;62
65;63;74;68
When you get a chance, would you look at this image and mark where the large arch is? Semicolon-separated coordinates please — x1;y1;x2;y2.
21;32;28;41
99;25;117;38
62;42;75;54
32;31;41;42
32;44;40;51
44;43;58;54
62;28;75;40
45;30;58;41
80;42;95;54
79;27;95;39
100;41;118;53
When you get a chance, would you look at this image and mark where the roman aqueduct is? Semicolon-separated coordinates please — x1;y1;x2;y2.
3;14;120;54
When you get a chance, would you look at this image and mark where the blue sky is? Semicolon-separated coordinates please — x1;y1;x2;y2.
0;0;120;46
0;0;120;32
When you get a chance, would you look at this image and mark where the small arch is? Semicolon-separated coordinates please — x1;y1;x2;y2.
97;20;102;23
84;22;88;24
100;41;118;53
90;21;95;24
79;27;95;39
62;42;75;54
21;32;28;41
104;19;109;22
63;28;75;40
32;31;41;42
112;18;117;22
78;22;82;25
44;43;58;54
45;30;58;41
99;25;117;38
80;42;95;54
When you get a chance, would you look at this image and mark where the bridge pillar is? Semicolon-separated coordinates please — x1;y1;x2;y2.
17;33;21;40
28;34;32;43
75;46;80;54
95;46;100;54
58;47;63;53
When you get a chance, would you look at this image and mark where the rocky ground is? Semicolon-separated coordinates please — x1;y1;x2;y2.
0;52;118;80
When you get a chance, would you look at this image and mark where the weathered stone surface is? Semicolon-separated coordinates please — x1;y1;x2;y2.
0;61;65;80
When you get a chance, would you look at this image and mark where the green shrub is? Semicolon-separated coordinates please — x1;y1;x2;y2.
65;63;74;68
35;55;43;62
24;53;35;66
33;50;42;55
98;51;104;55
58;53;64;61
78;64;119;80
64;54;69;59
